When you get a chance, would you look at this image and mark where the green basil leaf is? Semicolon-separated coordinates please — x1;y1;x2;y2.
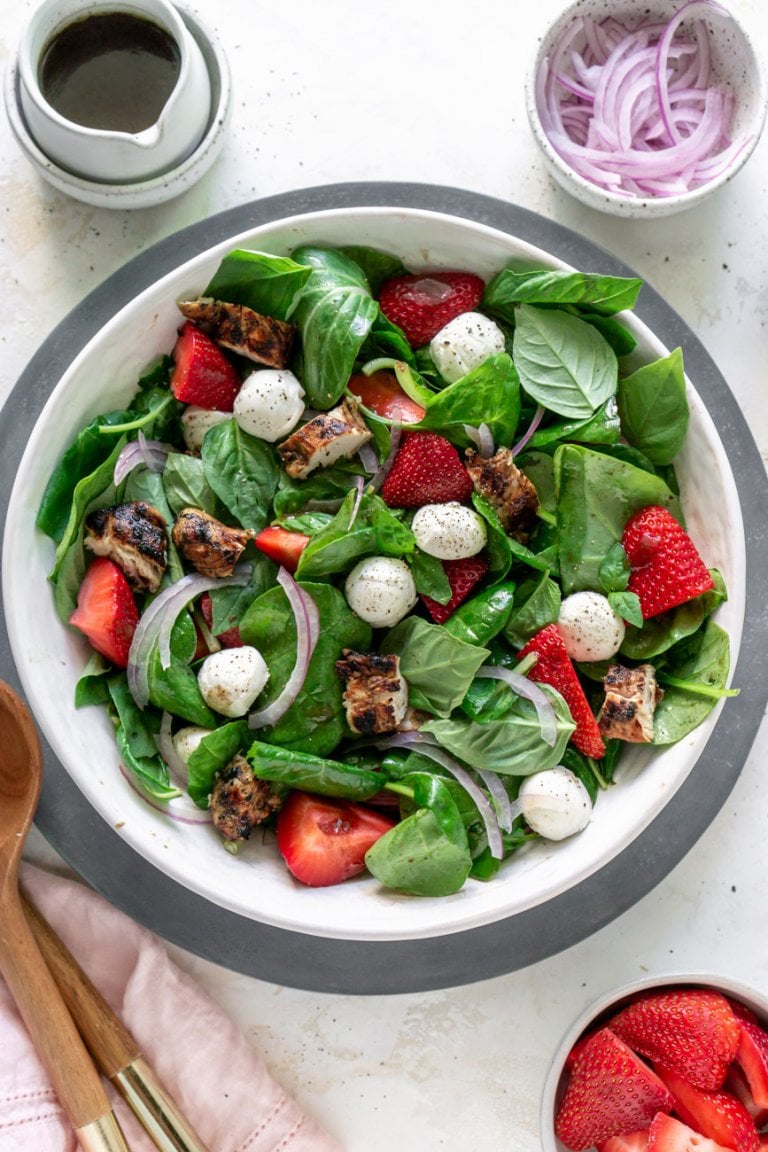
504;572;562;648
418;353;521;447
652;621;732;744
339;246;406;294
483;267;643;319
201;419;279;531
608;591;643;628
513;305;618;420
382;617;489;717
408;550;452;603
598;541;631;594
617;348;690;465
204;249;312;320
162;452;222;518
296;488;415;579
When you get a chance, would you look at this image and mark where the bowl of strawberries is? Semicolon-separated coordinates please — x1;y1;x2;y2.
544;973;768;1151
2;205;746;952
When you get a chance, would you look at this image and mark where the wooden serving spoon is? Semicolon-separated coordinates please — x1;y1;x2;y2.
0;680;131;1152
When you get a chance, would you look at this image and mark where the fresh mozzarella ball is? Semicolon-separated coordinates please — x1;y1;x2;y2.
180;406;231;452
411;502;487;560
344;556;418;628
429;311;506;383
197;646;269;718
558;591;626;662
518;767;593;841
172;725;213;763
233;369;305;442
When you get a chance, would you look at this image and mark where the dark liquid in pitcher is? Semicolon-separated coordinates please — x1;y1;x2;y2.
39;12;181;133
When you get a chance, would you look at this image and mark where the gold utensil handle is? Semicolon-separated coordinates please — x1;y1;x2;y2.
0;888;129;1151
23;890;211;1152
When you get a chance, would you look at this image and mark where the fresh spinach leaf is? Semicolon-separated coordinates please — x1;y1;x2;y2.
608;591;643;627
382;616;489;717
186;720;250;806
365;806;472;896
527;397;621;450
339;246;405;294
617;348;689;465
653;621;732;744
203;249;312;320
49;436;125;581
248;742;384;800
620;571;727;660
201;419;279;531
162;452;222;518
37;414;131;542
296;487;415;579
504;572;562;647
419;353;521;447
107;675;180;801
513;305;618;420
408;549;452;603
273;459;363;517
443;583;517;647
206;553;278;636
598;541;631;593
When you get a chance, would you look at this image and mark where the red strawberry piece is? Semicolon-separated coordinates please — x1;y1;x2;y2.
656;1065;760;1152
518;624;605;759
735;1020;768;1110
609;990;740;1091
726;1068;768;1128
276;792;396;887
378;270;485;348
380;432;473;508
69;557;139;668
253;525;310;573
646;1111;733;1150
621;505;715;619
170;321;242;411
347;370;426;424
555;1027;673;1151
199;591;243;650
420;555;489;624
598;1130;651;1151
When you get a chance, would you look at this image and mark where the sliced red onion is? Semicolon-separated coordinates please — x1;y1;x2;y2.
118;761;212;825
155;711;190;789
247;567;319;729
475;666;558;748
127;566;252;709
537;3;748;197
347;475;366;531
511;405;545;457
113;436;173;486
475;767;514;832
357;441;380;476
368;424;402;493
505;791;575;825
463;422;495;458
376;732;504;859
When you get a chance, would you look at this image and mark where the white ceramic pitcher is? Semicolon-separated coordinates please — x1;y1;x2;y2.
18;0;212;183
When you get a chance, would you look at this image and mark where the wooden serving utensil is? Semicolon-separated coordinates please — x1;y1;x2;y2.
0;680;130;1152
22;891;211;1152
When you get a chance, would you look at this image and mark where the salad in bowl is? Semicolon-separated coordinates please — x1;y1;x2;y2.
6;208;743;941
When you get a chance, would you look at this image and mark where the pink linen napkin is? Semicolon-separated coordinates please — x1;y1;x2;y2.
0;862;342;1152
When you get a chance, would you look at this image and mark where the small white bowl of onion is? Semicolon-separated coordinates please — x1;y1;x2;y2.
525;0;767;216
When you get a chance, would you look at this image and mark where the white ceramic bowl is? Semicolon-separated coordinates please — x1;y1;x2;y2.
525;0;768;218
2;206;745;943
541;971;768;1150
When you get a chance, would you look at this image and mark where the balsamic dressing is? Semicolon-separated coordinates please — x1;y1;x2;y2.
39;12;181;133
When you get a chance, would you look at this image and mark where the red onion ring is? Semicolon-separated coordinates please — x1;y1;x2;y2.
475;666;558;748
463;423;495;458
118;761;212;825
347;475;366;531
247;568;320;729
155;711;191;789
511;405;545;457
113;436;173;485
368;424;402;493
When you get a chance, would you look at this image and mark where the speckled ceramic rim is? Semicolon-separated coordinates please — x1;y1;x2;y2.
524;0;768;217
540;970;768;1149
1;183;766;994
3;3;231;209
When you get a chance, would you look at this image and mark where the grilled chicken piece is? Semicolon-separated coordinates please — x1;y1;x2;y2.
85;501;167;593
336;649;408;736
176;297;295;368
465;447;539;541
598;663;664;743
172;508;251;578
210;754;283;843
278;397;372;479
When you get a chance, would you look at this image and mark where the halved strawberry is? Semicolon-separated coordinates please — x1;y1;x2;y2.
735;1019;768;1110
347;370;425;423
609;990;740;1091
656;1065;760;1152
420;554;488;623
253;525;310;573
598;1130;650;1151
69;557;139;668
378;271;485;347
555;1027;673;1151
518;624;605;759
646;1111;734;1150
170;321;242;411
276;792;396;887
380;432;473;508
621;506;715;619
726;1068;768;1129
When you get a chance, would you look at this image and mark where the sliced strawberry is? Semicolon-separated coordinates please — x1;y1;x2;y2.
609;990;740;1091
347;370;425;423
199;592;243;650
518;624;605;759
69;557;139;668
598;1130;651;1151
646;1111;734;1150
380;432;473;508
420;554;488;623
657;1065;760;1152
253;525;310;573
555;1027;673;1151
621;505;715;619
276;792;396;887
378;271;485;347
726;1068;768;1128
170;321;242;411
735;1020;768;1110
